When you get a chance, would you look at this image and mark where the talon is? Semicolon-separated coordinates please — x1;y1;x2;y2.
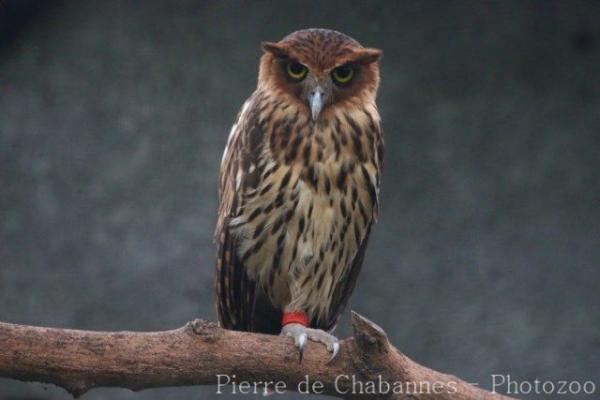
328;341;340;363
280;322;338;364
297;332;307;363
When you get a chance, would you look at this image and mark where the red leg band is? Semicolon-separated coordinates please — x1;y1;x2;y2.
282;311;309;327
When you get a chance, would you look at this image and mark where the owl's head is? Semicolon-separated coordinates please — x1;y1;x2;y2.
258;28;382;121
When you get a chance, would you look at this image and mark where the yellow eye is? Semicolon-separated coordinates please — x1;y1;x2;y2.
332;65;354;84
286;62;308;81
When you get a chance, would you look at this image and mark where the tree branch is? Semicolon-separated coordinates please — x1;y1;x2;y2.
0;311;513;399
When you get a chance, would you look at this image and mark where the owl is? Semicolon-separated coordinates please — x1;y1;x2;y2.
215;28;383;361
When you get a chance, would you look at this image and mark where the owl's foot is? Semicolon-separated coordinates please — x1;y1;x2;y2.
280;323;340;363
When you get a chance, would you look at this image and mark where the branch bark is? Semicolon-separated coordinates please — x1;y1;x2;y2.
0;311;513;399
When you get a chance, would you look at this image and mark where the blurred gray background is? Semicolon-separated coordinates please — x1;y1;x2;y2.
1;1;599;399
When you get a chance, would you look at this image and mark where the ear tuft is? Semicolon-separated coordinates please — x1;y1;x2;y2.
350;48;383;65
261;42;288;58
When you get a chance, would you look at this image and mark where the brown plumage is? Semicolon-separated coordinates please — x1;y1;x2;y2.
215;29;383;353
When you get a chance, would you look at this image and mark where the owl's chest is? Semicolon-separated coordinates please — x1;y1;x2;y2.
230;115;375;297
266;116;347;167
234;151;349;269
236;168;345;305
232;147;357;267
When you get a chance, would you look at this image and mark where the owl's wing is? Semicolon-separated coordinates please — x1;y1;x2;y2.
319;224;372;332
214;98;281;333
319;129;384;332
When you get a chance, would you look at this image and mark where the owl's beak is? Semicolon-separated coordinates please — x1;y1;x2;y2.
309;87;324;121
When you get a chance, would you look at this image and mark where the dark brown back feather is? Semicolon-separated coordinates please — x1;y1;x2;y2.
214;94;282;334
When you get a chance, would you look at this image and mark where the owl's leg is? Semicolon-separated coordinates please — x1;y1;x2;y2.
280;312;340;363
